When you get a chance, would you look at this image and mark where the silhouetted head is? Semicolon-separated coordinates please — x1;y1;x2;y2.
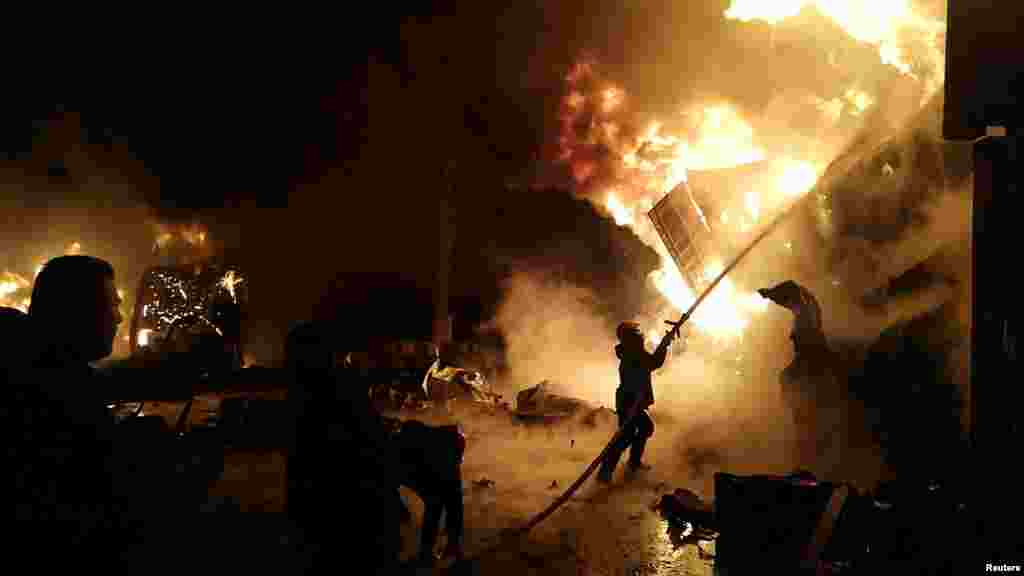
0;307;31;369
616;321;643;349
29;255;123;363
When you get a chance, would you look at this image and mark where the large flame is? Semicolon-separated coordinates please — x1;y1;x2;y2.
559;2;943;344
725;0;945;92
572;89;820;340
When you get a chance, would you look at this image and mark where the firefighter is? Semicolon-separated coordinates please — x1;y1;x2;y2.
597;317;684;483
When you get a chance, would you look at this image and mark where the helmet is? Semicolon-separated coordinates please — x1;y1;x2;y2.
616;321;642;342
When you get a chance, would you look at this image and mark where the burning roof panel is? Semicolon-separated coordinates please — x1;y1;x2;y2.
648;181;715;293
649;160;780;292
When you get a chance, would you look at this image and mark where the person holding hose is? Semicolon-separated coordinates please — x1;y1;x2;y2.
597;315;686;483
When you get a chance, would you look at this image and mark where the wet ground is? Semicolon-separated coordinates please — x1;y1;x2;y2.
393;401;715;575
146;396;715;574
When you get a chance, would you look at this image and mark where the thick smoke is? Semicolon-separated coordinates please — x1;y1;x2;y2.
490;271;620;405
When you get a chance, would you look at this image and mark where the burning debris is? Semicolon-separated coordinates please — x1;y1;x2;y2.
129;226;247;369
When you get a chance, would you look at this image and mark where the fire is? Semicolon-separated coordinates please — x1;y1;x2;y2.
2;241;90;313
0;271;31;313
649;259;768;340
601;87;624;114
154;222;209;253
560;62;820;341
776;157;820;198
684;106;766;172
605;192;634;227
844;88;873;116
556;1;945;343
724;0;945;92
219;270;244;303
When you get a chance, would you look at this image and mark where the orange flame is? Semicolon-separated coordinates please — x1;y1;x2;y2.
219;270;244;303
563;59;827;341
724;0;945;93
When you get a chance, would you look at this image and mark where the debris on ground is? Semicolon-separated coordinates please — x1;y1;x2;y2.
426;363;502;404
514;381;600;422
578;406;616;428
654;487;719;555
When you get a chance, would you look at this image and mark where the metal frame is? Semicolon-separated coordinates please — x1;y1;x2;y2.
648;181;716;292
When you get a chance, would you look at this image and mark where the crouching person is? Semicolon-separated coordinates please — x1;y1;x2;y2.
396;419;466;565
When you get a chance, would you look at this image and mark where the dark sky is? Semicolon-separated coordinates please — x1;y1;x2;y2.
1;6;693;361
5;2;950;362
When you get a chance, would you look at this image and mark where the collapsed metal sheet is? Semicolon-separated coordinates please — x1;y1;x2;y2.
648;180;715;292
649;160;782;291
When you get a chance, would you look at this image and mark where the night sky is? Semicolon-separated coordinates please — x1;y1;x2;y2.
3;1;988;363
1;6;695;362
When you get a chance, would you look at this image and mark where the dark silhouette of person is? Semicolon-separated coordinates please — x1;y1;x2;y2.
15;255;128;555
285;321;402;571
3;306;34;525
598;320;680;483
0;306;31;369
395;419;466;565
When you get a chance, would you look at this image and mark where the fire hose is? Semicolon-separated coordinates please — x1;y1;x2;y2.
512;192;812;537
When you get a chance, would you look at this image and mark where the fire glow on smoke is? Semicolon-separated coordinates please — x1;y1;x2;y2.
561;75;821;342
558;0;946;345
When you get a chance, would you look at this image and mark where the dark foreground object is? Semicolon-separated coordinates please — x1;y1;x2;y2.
713;472;834;575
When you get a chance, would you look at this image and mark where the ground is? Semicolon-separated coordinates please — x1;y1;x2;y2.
390;401;715;575
149;395;715;574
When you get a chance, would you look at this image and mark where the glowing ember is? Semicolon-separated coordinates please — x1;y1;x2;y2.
137;329;153;348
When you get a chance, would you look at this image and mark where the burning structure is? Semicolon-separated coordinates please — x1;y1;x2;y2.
129;228;247;371
648;180;714;295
